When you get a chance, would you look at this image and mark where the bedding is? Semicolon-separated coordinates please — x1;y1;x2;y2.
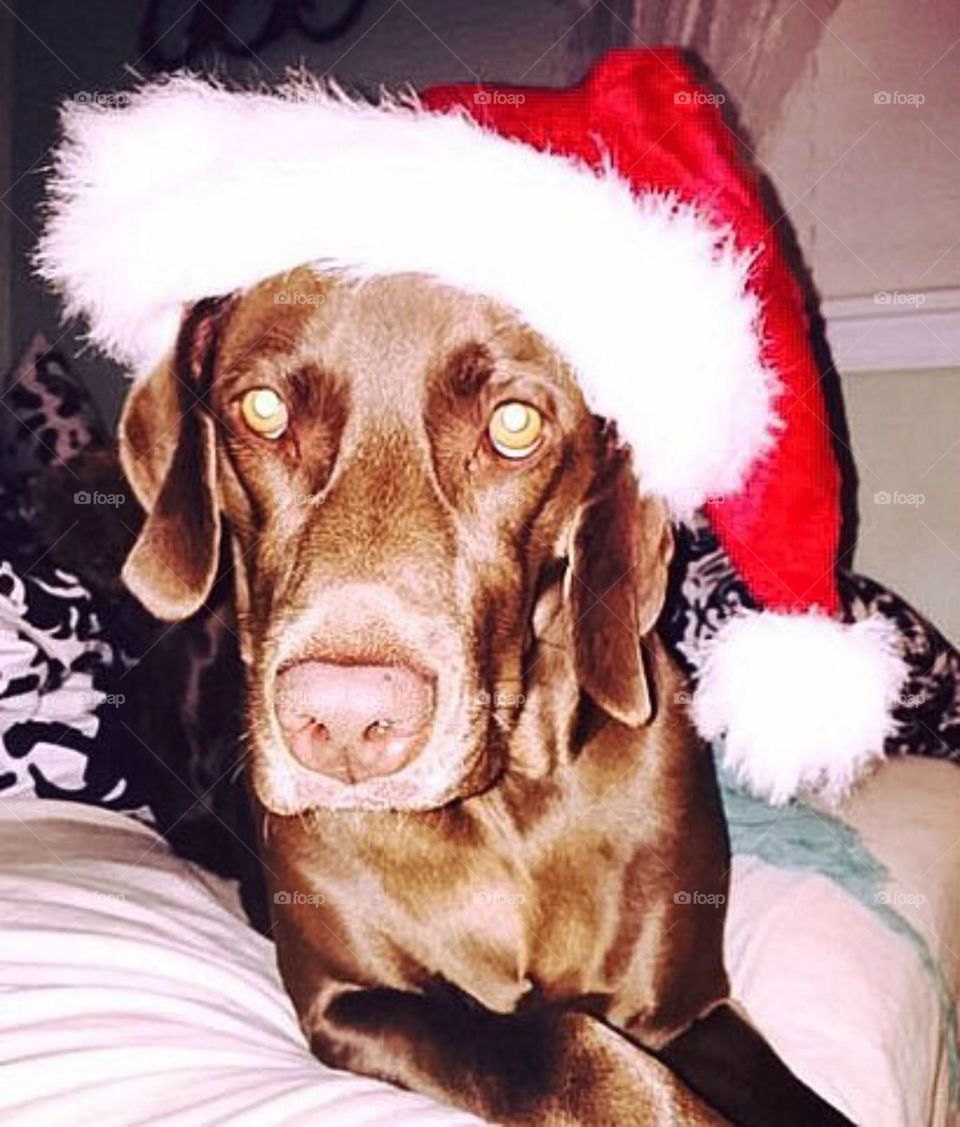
0;541;130;807
1;757;957;1126
0;334;103;482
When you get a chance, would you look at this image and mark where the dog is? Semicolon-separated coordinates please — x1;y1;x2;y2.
116;267;852;1126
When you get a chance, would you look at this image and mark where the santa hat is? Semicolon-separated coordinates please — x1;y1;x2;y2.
35;49;905;804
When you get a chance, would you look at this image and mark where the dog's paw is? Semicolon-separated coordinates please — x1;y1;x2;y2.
537;1014;728;1127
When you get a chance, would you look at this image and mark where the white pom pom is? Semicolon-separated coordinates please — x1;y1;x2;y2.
692;610;907;805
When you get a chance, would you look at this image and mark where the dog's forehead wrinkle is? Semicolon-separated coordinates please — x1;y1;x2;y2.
327;276;502;376
223;273;576;438
220;277;321;363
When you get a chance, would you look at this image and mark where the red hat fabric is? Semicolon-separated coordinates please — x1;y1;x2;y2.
424;49;842;617
35;49;906;802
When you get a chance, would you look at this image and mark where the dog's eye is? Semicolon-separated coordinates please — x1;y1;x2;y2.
239;388;289;439
488;401;543;460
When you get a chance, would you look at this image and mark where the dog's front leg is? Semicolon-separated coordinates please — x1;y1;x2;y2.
306;985;728;1126
656;1003;853;1127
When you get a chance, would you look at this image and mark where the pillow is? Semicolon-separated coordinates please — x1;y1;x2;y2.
0;798;484;1127
0;514;129;806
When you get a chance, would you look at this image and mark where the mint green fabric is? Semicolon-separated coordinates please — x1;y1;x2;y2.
720;772;959;1098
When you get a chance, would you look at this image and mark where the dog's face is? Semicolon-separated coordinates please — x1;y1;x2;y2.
119;269;672;814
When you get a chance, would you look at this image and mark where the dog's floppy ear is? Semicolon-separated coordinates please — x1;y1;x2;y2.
118;297;231;621
566;437;673;727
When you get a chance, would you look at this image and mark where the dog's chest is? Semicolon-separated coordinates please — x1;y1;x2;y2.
357;810;635;1015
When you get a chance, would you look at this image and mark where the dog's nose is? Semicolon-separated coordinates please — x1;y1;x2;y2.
274;661;434;783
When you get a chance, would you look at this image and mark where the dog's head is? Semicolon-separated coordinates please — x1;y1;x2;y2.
119;269;673;814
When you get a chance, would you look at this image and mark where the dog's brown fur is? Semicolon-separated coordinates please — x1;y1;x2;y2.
117;269;851;1126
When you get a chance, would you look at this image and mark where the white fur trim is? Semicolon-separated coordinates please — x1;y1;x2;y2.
692;611;907;805
35;75;779;509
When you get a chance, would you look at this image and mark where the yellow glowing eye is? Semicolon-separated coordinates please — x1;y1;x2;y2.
488;401;544;459
240;387;289;439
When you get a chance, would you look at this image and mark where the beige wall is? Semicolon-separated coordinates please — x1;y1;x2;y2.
843;367;960;643
784;0;960;642
764;0;959;301
634;0;960;301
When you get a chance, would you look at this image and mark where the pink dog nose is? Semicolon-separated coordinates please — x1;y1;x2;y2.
274;661;434;783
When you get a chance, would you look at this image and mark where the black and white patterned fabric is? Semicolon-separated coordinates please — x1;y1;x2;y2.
840;570;960;759
660;510;960;762
0;490;139;807
0;334;104;482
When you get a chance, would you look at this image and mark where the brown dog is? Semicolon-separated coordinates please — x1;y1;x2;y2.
117;268;851;1126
